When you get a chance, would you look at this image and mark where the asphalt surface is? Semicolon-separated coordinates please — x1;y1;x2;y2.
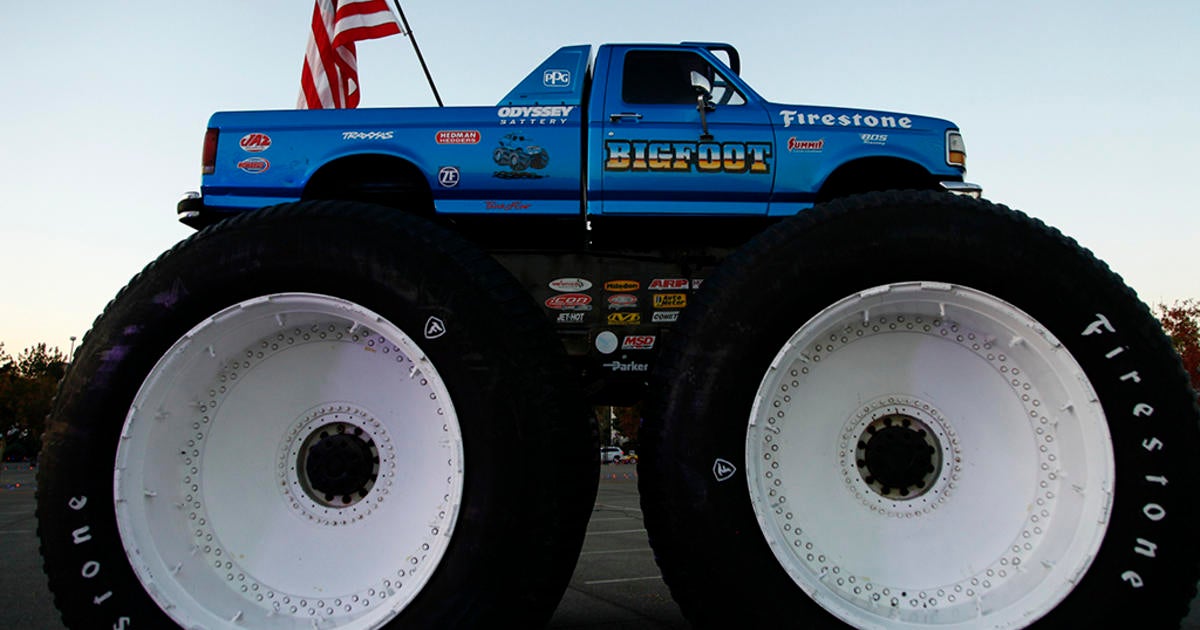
3;463;1198;629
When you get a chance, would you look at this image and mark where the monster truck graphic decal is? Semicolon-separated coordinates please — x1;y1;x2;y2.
492;133;549;178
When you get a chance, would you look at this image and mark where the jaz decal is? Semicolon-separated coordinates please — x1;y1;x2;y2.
438;166;460;188
779;109;913;129
424;316;447;340
236;157;270;174
604;280;640;292
485;201;531;211
652;311;680;323
787;137;824;153
435;130;481;145
545;293;592;311
497;105;575;126
239;133;271;153
605;140;771;174
653;293;687;309
549;277;593;292
621;335;656;350
557;312;587;324
342;130;395;140
542;69;572;88
607;312;642;326
602;360;649;372
607;294;638;310
860;133;888;146
649;278;689;290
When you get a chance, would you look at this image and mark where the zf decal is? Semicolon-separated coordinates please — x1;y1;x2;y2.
239;133;271;153
607;312;641;326
236;157;269;174
605;140;771;174
653;293;687;309
438;166;460;188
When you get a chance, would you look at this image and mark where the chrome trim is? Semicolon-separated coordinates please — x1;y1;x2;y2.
940;181;983;198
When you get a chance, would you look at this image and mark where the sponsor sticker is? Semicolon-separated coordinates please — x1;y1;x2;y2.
545;293;592;311
691;279;704;290
601;360;650;372
557;312;587;324
485;201;531;211
652;311;680;323
860;133;888;146
604;280;640;292
594;331;618;355
342;130;395;140
621;335;656;350
787;137;824;153
549;277;593;292
438;166;460;188
607;312;642;326
497;105;575;126
435;130;481;145
653;293;687;309
236;157;270;174
424;316;446;340
779;110;913;129
607;294;638;310
239;133;271;153
543;69;572;88
604;140;771;174
648;278;689;290
713;458;737;482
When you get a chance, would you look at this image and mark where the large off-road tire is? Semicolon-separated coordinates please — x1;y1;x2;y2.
37;201;598;629
640;191;1200;628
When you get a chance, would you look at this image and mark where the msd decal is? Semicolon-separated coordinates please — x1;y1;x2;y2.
239;133;271;153
549;277;593;292
543;69;572;88
605;140;771;174
621;335;656;351
648;278;688;290
436;130;481;145
236;157;270;174
545;293;592;311
779;110;913;129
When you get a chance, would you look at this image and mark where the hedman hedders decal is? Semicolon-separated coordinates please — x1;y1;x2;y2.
605;140;771;174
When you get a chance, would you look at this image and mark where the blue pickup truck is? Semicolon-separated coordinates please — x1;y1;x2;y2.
39;42;1199;630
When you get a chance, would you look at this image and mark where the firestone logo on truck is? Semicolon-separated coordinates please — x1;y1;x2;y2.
779;110;913;129
605;140;771;174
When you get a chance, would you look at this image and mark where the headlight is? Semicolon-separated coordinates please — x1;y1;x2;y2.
946;130;967;168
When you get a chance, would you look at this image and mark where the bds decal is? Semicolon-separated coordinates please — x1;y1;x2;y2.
605;140;771;174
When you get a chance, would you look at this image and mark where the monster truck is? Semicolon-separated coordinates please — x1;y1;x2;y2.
493;132;550;172
38;42;1199;629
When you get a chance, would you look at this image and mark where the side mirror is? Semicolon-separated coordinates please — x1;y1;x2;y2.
691;71;716;141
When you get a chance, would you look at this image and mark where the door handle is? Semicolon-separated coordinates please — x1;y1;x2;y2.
609;112;643;122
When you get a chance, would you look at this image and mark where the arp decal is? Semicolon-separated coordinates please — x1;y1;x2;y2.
493;133;549;179
779;110;913;129
236;157;270;174
653;293;687;309
436;130;481;145
604;280;640;292
594;331;619;355
787;137;824;153
239;133;271;153
605;140;771;174
607;312;642;326
557;312;587;324
438;166;460;188
649;278;689;290
542;69;572;88
607;294;638;310
652;311;680;323
497;105;575;126
601;360;649;372
621;335;656;350
549;277;593;292
342;130;395;140
545;293;592;311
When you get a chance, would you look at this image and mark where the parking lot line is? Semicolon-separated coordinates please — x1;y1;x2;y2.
585;528;647;536
584;576;663;586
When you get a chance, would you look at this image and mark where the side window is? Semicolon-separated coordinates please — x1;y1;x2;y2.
622;50;745;106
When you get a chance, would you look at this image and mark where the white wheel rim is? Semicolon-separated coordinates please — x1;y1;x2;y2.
115;293;464;628
746;282;1114;628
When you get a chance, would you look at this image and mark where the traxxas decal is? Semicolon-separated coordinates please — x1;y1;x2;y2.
604;140;771;174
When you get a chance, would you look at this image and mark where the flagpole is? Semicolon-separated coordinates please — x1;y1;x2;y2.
390;1;444;107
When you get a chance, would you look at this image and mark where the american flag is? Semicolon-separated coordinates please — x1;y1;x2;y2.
298;0;403;109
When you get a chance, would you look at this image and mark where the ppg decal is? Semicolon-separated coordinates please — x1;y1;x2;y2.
543;69;572;88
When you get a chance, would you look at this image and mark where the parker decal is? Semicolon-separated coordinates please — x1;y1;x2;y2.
621;335;656;351
239;133;272;153
653;293;687;309
779;110;913;129
649;278;689;290
236;157;270;174
497;105;575;126
436;130;481;145
549;277;593;292
605;140;771;174
607;294;638;310
542;69;572;88
601;360;649;372
545;293;592;311
604;280;640;292
787;137;824;153
607;312;642;326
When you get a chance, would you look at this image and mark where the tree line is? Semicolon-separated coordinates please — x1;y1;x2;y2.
2;300;1198;461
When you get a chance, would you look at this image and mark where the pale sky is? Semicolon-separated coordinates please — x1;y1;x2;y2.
2;1;1197;355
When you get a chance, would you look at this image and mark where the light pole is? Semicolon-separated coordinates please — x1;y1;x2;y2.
68;336;76;360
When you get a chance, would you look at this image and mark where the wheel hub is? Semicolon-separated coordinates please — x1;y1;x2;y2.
856;414;940;499
299;423;379;506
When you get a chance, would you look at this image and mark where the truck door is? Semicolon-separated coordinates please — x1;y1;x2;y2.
598;48;775;215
